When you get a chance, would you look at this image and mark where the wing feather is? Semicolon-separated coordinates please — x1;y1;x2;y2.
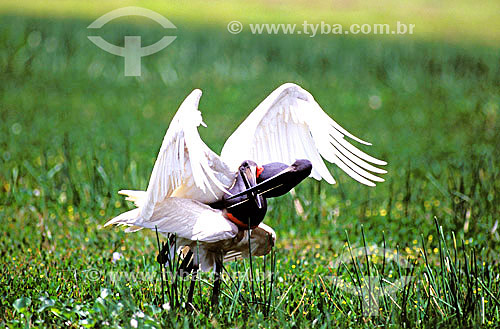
220;83;386;186
139;90;233;222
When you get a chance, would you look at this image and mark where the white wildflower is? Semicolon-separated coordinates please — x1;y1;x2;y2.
112;252;123;263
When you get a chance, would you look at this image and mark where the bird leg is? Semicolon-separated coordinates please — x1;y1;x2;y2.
156;240;171;265
211;254;223;309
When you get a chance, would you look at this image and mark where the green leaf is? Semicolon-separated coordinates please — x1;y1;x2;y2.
47;163;63;179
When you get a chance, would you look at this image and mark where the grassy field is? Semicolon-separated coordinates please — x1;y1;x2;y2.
1;1;500;328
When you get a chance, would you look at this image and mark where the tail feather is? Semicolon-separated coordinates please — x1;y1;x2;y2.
118;190;146;207
124;225;144;232
104;208;140;227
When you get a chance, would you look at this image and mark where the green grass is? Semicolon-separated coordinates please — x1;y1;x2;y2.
1;8;500;329
1;0;500;46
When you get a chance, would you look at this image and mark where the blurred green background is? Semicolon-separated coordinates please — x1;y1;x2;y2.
1;0;499;327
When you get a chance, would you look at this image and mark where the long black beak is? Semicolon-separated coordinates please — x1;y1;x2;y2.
228;159;312;201
239;166;264;209
228;166;293;201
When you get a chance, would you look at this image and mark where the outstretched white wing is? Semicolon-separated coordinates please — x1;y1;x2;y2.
139;89;233;222
220;83;386;186
105;197;238;243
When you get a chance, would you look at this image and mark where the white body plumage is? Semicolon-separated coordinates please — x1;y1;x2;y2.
105;83;386;271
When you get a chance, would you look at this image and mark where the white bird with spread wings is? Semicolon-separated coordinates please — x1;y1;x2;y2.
105;83;386;273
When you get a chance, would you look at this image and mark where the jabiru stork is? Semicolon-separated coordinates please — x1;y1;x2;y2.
105;83;386;306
